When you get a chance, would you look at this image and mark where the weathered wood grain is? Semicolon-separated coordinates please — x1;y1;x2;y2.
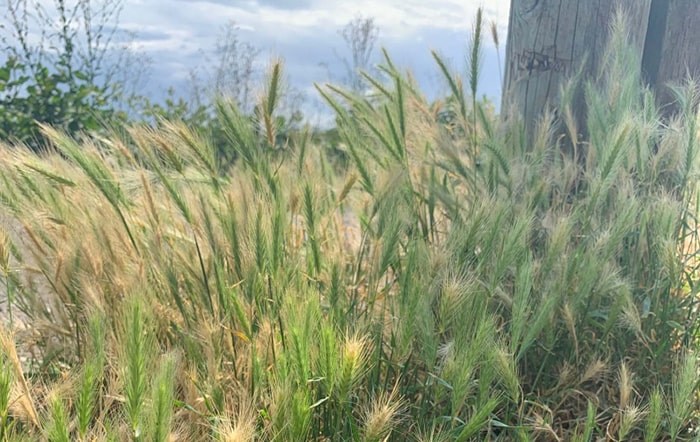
502;0;651;137
647;0;700;114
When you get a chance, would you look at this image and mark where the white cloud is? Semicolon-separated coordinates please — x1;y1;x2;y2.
22;0;510;114
120;0;509;43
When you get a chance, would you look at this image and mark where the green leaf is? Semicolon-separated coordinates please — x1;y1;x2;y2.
73;70;89;81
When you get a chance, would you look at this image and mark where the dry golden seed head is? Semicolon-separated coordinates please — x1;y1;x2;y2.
623;404;644;424
362;390;404;442
414;427;452;442
343;334;367;364
579;359;607;385
216;417;257;442
9;383;39;428
493;345;520;400
557;362;574;388
618;362;634;410
440;273;469;315
338;173;358;204
341;334;370;385
0;326;39;428
618;404;645;440
621;301;643;337
436;340;454;370
0;229;10;273
165;430;183;442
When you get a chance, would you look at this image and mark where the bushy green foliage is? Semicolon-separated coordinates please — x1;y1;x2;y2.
0;56;126;150
0;0;137;150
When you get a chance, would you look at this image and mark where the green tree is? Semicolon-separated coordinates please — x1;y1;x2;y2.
0;0;147;149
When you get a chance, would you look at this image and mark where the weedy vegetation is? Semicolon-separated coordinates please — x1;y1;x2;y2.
0;9;698;441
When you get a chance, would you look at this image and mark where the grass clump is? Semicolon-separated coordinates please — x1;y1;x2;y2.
0;8;697;441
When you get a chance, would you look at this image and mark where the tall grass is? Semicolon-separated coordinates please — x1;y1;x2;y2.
0;9;697;440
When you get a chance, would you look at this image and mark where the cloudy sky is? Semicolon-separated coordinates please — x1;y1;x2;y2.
14;0;512;122
117;0;512;119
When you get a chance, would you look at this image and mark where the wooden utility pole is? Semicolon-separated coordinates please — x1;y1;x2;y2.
643;0;700;113
502;0;700;141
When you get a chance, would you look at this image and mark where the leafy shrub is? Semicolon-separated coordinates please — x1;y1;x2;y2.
0;56;125;150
